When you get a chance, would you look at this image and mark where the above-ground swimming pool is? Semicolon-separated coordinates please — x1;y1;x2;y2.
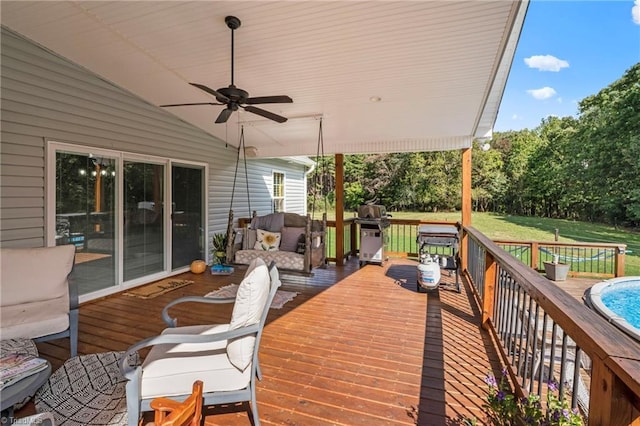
587;277;640;342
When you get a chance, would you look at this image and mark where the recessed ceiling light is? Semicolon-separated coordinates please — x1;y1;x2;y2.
369;96;382;102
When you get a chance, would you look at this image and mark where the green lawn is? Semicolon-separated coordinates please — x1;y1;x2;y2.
326;210;640;275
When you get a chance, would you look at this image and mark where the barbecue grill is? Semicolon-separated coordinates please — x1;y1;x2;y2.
417;224;460;292
356;205;391;266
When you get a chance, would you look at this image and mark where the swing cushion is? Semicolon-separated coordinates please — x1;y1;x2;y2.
235;250;305;271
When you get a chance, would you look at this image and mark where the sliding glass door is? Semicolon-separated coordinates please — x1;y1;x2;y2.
171;165;205;269
55;151;117;294
123;161;166;282
51;143;206;299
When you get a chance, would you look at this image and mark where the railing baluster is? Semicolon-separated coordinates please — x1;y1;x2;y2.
549;322;558;389
559;332;569;399
511;284;524;367
529;303;540;393
521;296;534;387
497;268;507;340
537;312;549;396
516;294;528;379
572;346;583;411
505;275;516;356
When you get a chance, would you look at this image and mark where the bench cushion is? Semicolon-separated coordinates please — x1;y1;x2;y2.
235;250;304;271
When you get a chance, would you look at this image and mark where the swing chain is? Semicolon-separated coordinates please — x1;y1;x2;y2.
311;118;326;220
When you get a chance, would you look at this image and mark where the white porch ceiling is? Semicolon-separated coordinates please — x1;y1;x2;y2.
1;1;527;158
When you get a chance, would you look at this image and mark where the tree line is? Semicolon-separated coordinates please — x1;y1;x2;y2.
308;62;640;228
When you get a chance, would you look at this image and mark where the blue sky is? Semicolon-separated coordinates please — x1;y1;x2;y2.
494;0;640;132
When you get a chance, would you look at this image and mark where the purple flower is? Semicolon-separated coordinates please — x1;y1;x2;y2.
484;375;497;387
497;390;506;401
547;380;558;392
501;367;509;377
562;409;570;419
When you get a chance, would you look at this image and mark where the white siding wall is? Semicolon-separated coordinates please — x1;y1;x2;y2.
229;158;308;220
0;27;309;248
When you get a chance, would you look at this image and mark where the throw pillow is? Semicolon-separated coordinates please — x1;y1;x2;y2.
280;226;305;252
254;229;281;251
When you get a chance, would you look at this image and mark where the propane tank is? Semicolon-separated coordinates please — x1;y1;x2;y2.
417;254;441;290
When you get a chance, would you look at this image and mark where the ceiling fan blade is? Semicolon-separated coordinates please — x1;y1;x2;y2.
243;106;288;123
189;83;230;103
245;95;293;105
215;108;234;124
160;102;223;107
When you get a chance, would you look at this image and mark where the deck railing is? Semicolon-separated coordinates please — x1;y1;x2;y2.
461;226;640;426
324;218;625;277
325;218;357;262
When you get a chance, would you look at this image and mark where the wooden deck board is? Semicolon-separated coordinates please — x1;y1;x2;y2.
17;257;506;425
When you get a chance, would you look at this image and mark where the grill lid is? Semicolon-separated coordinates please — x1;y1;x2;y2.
358;205;387;219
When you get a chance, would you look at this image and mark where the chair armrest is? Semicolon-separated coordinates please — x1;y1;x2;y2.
119;324;259;379
161;295;235;327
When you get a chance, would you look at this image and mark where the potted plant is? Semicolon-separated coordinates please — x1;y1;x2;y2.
210;232;228;265
543;254;570;281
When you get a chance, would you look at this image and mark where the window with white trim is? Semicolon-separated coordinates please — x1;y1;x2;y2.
272;171;285;212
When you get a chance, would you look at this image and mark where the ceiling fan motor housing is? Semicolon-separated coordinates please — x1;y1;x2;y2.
218;85;249;103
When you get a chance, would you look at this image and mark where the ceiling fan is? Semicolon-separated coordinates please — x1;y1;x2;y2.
160;16;292;124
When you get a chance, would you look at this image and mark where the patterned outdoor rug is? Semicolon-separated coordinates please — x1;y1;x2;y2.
123;279;193;299
35;351;140;426
205;284;298;309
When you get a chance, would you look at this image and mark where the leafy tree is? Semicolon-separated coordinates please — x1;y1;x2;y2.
472;141;506;212
575;62;640;226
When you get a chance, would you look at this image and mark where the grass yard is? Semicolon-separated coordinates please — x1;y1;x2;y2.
326;210;640;276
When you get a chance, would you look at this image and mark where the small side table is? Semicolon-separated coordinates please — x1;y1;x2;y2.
1;361;52;418
0;338;52;420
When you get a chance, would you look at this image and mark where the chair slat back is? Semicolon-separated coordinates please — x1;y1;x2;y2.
151;380;203;426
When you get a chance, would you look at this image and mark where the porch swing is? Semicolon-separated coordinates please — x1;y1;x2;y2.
224;123;327;275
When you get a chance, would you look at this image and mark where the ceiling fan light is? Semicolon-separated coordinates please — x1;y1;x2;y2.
244;146;259;157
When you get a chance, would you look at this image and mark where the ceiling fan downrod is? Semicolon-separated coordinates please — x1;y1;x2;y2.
225;16;241;87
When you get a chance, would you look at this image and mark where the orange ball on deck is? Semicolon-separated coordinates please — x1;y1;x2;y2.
190;260;207;274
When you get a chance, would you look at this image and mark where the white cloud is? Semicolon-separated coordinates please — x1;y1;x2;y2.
512;113;521;120
557;97;563;104
527;87;557;100
524;55;569;72
633;0;640;24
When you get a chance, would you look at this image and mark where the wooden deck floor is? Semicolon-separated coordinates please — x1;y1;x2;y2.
20;257;505;425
